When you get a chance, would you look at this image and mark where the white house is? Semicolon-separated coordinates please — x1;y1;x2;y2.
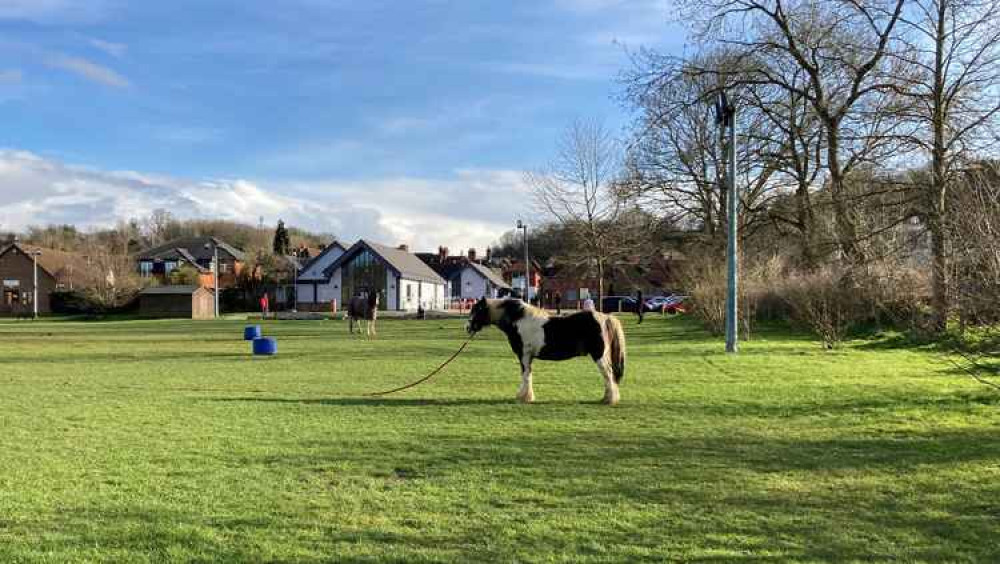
306;239;447;311
295;240;347;306
448;261;510;300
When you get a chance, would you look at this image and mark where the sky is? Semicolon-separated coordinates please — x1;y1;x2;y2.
0;0;685;252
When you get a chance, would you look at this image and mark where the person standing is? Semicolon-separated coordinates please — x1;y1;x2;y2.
554;292;562;315
260;292;270;318
636;289;645;325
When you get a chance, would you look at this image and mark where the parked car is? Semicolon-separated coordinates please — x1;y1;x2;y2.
643;295;674;312
601;296;639;313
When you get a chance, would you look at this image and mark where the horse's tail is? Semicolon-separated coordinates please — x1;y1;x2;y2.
604;315;626;383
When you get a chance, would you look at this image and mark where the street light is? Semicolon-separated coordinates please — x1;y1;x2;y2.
30;250;41;320
292;252;298;312
516;220;529;302
715;89;738;354
203;241;220;318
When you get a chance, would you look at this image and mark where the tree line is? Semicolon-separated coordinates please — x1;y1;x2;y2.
524;0;999;351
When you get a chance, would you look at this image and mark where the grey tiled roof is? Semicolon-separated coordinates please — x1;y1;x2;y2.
139;236;245;262
466;262;510;289
324;240;445;284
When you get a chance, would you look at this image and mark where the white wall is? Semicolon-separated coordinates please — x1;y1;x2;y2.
385;270;398;310
419;280;445;310
396;278;445;311
296;245;345;305
457;267;489;300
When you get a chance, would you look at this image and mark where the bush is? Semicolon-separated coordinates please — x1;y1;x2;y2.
778;267;857;348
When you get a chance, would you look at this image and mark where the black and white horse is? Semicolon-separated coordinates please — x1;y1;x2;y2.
466;298;626;405
348;292;379;338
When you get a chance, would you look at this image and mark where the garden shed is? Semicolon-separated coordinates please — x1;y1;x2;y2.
139;285;215;319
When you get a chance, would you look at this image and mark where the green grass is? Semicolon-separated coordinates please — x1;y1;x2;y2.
0;315;997;563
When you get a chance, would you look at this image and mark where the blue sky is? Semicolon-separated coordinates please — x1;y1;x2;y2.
0;0;684;250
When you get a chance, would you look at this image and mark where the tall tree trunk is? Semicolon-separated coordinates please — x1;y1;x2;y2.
825;123;862;262
929;0;950;333
795;179;817;269
597;259;606;312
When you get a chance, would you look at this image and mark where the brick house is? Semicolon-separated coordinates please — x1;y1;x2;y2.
0;242;57;316
136;237;245;289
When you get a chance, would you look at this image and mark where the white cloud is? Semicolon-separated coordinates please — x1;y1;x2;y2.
45;54;130;88
0;150;530;252
89;38;127;58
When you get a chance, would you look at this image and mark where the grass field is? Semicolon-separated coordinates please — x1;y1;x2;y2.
1;315;998;562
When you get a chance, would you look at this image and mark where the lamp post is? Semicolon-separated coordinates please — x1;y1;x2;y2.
31;250;41;320
204;242;220;318
292;252;298;312
516;220;529;302
715;90;738;354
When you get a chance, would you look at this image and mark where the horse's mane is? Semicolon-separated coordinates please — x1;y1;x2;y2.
488;298;548;324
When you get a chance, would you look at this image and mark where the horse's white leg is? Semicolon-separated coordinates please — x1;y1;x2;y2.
598;356;619;406
516;355;535;403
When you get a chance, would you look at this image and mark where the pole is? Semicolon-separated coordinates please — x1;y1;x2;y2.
724;99;739;354
32;253;38;320
523;224;530;303
213;245;220;318
293;255;298;312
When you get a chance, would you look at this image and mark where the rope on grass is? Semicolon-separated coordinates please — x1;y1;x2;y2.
365;334;476;396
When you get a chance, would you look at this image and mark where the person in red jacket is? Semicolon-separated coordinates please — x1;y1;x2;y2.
260;293;270;317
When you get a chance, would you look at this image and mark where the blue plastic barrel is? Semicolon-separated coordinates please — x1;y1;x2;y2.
244;325;262;341
252;337;277;356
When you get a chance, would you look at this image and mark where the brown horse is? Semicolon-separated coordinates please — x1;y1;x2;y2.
348;292;379;338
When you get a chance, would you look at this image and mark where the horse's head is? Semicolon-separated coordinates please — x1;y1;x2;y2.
466;297;491;335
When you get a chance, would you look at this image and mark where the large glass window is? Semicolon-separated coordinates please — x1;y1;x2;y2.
139;261;153;277
340;249;388;310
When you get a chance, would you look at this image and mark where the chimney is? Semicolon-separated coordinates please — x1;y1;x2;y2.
438;246;447;262
468;248;477;261
398;244;409;252
485;247;492;263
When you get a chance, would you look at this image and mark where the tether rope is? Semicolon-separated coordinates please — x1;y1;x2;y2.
365;334;476;396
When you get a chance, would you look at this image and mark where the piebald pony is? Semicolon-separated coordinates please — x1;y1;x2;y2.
466;298;626;405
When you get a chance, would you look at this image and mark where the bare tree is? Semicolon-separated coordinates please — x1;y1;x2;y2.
896;0;1000;332
79;244;147;311
621;52;785;249
679;0;910;262
528;119;626;309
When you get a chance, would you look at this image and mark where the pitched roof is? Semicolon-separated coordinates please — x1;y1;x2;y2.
0;243;50;277
466;262;510;289
140;285;211;295
0;243;69;282
297;239;347;280
324;239;445;284
139;236;245;262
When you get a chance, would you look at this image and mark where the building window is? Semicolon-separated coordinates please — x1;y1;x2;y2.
340;249;388;310
139;261;153;277
406;284;412;300
164;261;178;275
218;261;231;274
